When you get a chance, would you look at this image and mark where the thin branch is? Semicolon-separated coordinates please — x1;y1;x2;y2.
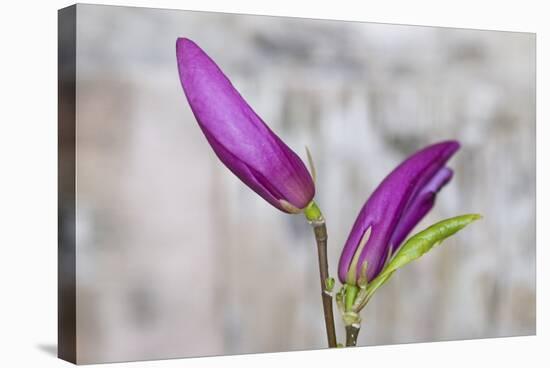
311;222;337;348
345;324;360;347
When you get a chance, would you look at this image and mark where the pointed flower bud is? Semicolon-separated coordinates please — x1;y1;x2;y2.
176;38;315;213
338;141;460;284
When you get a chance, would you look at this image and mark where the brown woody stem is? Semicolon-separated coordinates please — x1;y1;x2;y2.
311;222;337;348
345;324;360;347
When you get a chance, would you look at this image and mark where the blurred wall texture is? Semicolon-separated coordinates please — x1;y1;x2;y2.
73;4;535;363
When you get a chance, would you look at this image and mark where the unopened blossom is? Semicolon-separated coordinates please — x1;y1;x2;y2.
338;141;460;284
176;38;315;213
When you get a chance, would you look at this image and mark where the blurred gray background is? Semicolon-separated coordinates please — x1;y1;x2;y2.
73;4;535;364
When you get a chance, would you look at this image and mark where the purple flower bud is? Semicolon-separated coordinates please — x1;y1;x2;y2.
176;38;315;213
338;141;460;284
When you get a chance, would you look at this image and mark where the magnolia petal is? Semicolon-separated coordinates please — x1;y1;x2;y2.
390;167;454;252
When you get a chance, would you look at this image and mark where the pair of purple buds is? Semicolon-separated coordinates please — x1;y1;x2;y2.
176;37;460;286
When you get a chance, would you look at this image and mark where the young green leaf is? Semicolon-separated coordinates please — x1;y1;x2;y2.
384;213;481;275
358;214;481;310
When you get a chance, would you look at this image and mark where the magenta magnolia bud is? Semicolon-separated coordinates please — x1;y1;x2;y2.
176;38;315;213
338;141;460;284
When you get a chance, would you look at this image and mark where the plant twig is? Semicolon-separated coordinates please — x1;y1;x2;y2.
345;324;360;347
311;221;337;348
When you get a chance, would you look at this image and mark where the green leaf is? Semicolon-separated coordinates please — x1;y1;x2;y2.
384;213;481;275
363;271;393;302
360;213;481;309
